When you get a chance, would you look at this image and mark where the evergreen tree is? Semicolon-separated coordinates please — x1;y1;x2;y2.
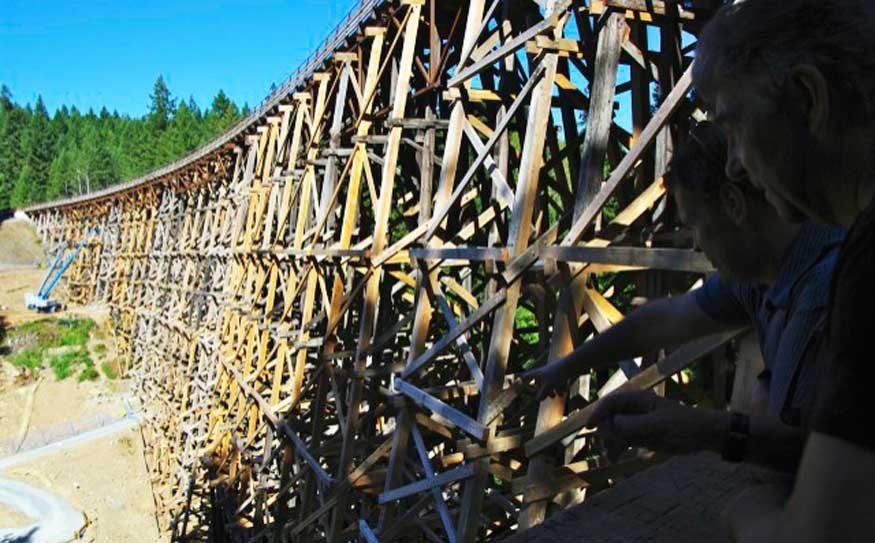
118;117;153;179
11;163;35;207
14;96;54;203
0;106;28;208
0;85;11;107
0;78;242;207
148;75;175;132
47;144;76;199
207;90;240;135
161;98;202;161
81;125;118;190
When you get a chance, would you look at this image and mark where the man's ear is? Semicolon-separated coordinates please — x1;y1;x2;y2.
719;183;747;225
789;65;830;136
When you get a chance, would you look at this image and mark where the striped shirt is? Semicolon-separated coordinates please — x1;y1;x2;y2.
694;223;844;424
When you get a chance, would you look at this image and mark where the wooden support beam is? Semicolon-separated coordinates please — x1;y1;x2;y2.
394;379;488;441
28;1;723;539
525;329;747;457
378;464;476;504
540;246;714;273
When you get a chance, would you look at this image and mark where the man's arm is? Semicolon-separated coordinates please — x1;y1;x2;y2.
725;433;875;542
525;291;739;398
586;390;806;472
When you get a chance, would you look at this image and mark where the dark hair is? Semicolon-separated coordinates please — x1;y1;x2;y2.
664;121;729;196
694;0;875;124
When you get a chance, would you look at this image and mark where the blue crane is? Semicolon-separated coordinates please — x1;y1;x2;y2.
25;227;99;312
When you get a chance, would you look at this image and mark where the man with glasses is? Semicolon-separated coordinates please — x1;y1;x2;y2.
687;0;875;540
527;122;842;469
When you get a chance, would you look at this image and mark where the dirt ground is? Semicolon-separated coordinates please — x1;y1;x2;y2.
5;426;163;543
0;219;164;542
0;218;45;268
0;268;131;454
0;373;134;455
0;267;50;327
0;503;32;528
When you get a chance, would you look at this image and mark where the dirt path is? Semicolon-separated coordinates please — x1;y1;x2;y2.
0;415;140;471
2;421;162;542
0;415;141;543
0;224;163;543
0;477;84;543
0;242;162;542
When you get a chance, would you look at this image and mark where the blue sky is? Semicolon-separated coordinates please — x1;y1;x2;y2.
1;0;358;116
1;1;693;135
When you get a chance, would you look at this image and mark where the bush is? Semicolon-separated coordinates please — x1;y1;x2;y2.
12;320;60;345
48;348;92;380
93;342;106;355
78;364;99;382
58;318;95;347
49;352;76;379
5;318;97;379
8;318;96;349
100;360;118;379
9;348;42;371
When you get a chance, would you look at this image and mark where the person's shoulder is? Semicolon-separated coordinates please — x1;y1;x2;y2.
800;222;844;279
694;273;758;324
791;252;838;310
702;272;763;298
801;222;845;252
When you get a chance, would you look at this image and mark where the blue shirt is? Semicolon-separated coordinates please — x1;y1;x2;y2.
694;223;844;422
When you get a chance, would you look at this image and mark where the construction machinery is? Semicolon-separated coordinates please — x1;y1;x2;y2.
25;227;98;312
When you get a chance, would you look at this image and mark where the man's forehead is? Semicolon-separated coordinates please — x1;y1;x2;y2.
706;75;777;120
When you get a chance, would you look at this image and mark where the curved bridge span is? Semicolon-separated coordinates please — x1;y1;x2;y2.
23;1;726;540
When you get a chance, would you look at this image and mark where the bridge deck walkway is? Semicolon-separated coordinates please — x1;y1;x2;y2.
505;453;791;543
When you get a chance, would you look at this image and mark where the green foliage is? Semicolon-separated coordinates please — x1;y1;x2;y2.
78;363;99;382
11;163;36;208
0;88;26;207
13;318;64;344
9;347;43;371
100;360;118;379
602;195;621;223
514;305;540;369
47;348;94;381
159;98;203;164
206;90;240;135
594;272;638;314
6;318;98;380
19;98;53;204
48;349;79;379
93;342;106;355
57;318;95;346
0;78;244;210
515;305;540;346
148;75;175;132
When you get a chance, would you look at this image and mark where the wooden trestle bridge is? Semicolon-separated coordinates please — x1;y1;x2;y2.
23;0;734;540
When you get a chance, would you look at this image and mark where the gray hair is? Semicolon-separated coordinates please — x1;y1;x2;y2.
694;0;875;124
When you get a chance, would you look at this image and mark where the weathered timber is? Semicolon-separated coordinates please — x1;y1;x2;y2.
23;0;721;540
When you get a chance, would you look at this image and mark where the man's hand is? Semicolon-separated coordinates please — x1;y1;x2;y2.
519;363;567;401
585;390;730;462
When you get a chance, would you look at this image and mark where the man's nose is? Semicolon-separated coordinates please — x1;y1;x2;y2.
725;147;746;182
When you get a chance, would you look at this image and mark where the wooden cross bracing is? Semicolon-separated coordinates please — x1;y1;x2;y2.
24;1;735;541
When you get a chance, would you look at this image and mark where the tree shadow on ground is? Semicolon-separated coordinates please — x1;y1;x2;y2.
0;526;38;543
